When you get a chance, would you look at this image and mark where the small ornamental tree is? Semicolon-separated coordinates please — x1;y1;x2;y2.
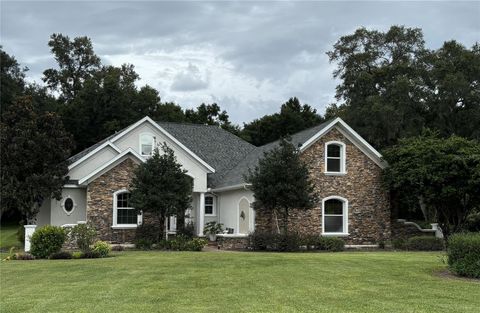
129;144;193;242
383;131;480;239
0;97;73;220
245;137;317;234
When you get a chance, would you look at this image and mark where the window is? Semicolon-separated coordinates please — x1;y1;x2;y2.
204;195;215;216
325;141;346;174
140;133;155;156
322;197;348;235
113;190;141;228
62;196;76;215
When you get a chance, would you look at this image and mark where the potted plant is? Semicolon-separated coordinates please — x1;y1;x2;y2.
204;221;223;241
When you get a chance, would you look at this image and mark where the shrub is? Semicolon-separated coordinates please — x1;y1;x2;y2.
72;251;82;259
165;235;208;251
49;251;72;259
249;232;303;252
249;232;273;251
70;223;97;253
316;237;345;252
185;238;208;251
81;251;101;258
30;225;67;258
111;245;125;252
392;238;407;250
177;222;195;239
405;236;444;251
135;239;153;250
448;233;480;278
92;241;111;258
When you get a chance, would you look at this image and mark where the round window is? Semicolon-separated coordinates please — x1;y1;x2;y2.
64;198;74;213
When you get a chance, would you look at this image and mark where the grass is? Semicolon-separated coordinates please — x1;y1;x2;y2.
1;251;478;313
0;223;22;250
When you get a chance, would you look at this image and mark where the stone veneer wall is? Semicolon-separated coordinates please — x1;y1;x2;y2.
255;128;391;245
87;158;138;243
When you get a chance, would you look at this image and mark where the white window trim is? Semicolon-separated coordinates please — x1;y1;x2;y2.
322;196;349;236
324;141;347;175
139;132;156;157
112;189;142;229
61;196;77;216
204;194;216;216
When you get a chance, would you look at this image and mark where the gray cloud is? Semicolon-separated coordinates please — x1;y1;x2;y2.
1;1;479;124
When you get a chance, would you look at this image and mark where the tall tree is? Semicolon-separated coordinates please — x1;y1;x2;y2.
129;144;193;242
0;97;73;220
382;131;480;239
245;138;317;233
43;34;101;102
1;47;26;117
185;103;240;134
242;97;324;146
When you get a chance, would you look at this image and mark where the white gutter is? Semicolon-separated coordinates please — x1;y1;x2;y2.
209;183;252;193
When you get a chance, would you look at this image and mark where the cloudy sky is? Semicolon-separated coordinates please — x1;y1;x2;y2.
2;1;479;124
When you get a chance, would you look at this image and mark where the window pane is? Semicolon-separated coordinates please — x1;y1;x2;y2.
205;196;213;205
327;144;341;157
324;216;344;233
117;193;130;208
327;158;341;172
141;144;152;155
117;208;137;224
325;199;343;215
205;205;213;215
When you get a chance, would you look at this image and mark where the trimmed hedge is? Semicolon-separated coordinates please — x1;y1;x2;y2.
448;233;480;278
405;236;444;251
249;232;345;252
30;225;67;258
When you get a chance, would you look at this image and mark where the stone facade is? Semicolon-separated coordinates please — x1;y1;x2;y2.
217;237;249;250
255;127;391;245
87;158;139;243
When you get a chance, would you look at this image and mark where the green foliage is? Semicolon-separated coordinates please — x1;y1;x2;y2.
245;138;317;233
176;222;195;239
0;47;26;116
163;235;208;251
405;236;444;251
92;241;111;258
135;239;153;250
30;226;67;258
70;223;97;253
49;251;73;259
392;238;407;250
9;252;35;261
383;132;480;238
241;97;324;146
130;144;193;242
72;251;82;259
327;26;480;149
249;233;345;252
204;221;224;235
0;98;73;218
185;103;240;135
81;251;102;259
315;237;345;252
448;233;480;278
134;223;159;248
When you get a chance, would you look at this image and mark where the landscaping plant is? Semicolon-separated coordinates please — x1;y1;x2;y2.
92;241;111;257
30;225;66;258
204;221;223;241
405;236;444;251
70;223;97;253
448;233;480;278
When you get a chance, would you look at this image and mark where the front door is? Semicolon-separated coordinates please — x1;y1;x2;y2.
238;198;250;234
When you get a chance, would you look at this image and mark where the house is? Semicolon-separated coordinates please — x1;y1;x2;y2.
30;116;391;247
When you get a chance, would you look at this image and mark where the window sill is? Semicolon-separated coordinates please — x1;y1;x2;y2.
112;225;138;230
204;214;216;217
324;172;347;176
322;232;349;237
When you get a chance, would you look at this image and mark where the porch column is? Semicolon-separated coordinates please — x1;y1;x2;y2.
198;192;205;236
24;225;37;252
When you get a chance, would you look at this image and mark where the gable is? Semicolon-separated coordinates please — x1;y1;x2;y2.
68;145;120;180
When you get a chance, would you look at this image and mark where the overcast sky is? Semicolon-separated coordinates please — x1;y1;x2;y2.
2;1;479;124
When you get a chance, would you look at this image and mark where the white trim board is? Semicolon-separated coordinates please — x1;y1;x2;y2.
300;117;387;169
78;148;145;185
109;116;215;173
68;141;121;170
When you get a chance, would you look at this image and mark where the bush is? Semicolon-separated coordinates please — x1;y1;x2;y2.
81;251;101;258
92;241;111;258
392;238;407;250
135;223;160;247
316;237;345;252
30;225;67;258
49;251;72;259
72;251;82;259
135;239;153;250
405;236;444;251
177;222;195;239
70;223;97;253
111;245;125;252
448;233;480;278
162;235;208;251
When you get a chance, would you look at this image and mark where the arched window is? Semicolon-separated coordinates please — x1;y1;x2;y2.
113;190;141;228
322;196;348;235
325;141;346;174
139;133;155;156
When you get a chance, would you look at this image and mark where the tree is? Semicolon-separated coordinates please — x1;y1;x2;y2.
382;131;480;239
0;96;73;220
185;103;240;135
245;138;317;233
43;33;101;102
241;97;323;146
1;47;26;118
129;144;193;242
327;26;480;149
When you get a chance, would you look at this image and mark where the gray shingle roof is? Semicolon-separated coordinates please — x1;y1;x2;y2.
67;118;333;189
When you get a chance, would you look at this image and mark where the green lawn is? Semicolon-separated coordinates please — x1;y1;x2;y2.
1;251;478;313
0;224;22;250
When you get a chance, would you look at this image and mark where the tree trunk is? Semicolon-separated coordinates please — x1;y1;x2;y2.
273;209;280;234
283;207;289;235
418;196;428;221
176;209;185;234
